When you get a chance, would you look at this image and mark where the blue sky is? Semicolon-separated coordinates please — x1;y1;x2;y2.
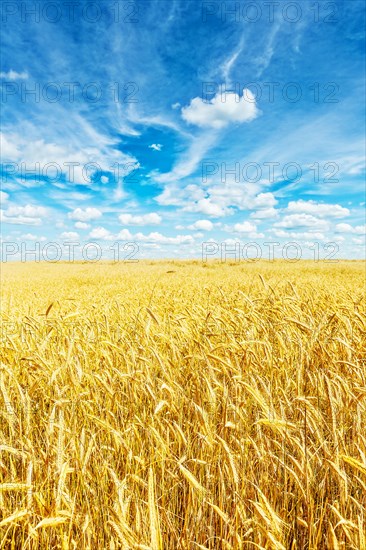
0;0;365;260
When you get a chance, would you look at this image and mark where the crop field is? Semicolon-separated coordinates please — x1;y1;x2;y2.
0;260;365;549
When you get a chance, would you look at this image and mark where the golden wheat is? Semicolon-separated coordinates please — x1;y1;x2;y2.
0;260;365;549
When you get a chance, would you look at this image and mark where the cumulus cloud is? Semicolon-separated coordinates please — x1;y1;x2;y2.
89;226;194;245
183;198;231;217
135;232;194;244
20;233;47;241
272;229;326;240
118;229;134;240
248;194;278;219
1;214;41;226
74;221;90;229
233;221;257;233
274;214;329;230
161;177;277;222
335;223;365;234
160;182;277;219
89;227;134;241
89;227;112;240
149;143;163;151
118;212;162;226
61;231;79;240
68;207;102;222
156;183;206;206
188;219;213;231
287;200;350;218
0;204;47;225
181;88;259;129
250;207;278;219
251;193;277;209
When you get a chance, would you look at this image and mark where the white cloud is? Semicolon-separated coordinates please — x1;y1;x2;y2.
75;221;90;229
156;183;205;206
89;227;112;240
164;177;275;222
251;193;277;209
248;194;278;218
220;38;244;84
164;184;277;219
1;213;41;226
119;212;162;226
149;143;163;151
49;191;91;202
274;214;329;230
134;232;194;245
335;223;365;235
20;233;47;241
188;219;213;231
127;107;185;135
117;229;134;240
0;204;47;225
100;175;109;184
233;221;257;233
88;227;194;245
272;229;326;240
0;129;137;195
287;200;350;218
255;21;282;77
0;191;9;204
61;231;79;240
250;207;278;219
153;133;217;184
183;198;231;218
0;132;21;158
0;70;28;80
337;155;365;176
181;88;259;129
88;227;134;241
335;223;352;233
352;237;365;245
68;207;102;222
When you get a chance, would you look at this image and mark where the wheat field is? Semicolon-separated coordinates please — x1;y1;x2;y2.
0;260;365;549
